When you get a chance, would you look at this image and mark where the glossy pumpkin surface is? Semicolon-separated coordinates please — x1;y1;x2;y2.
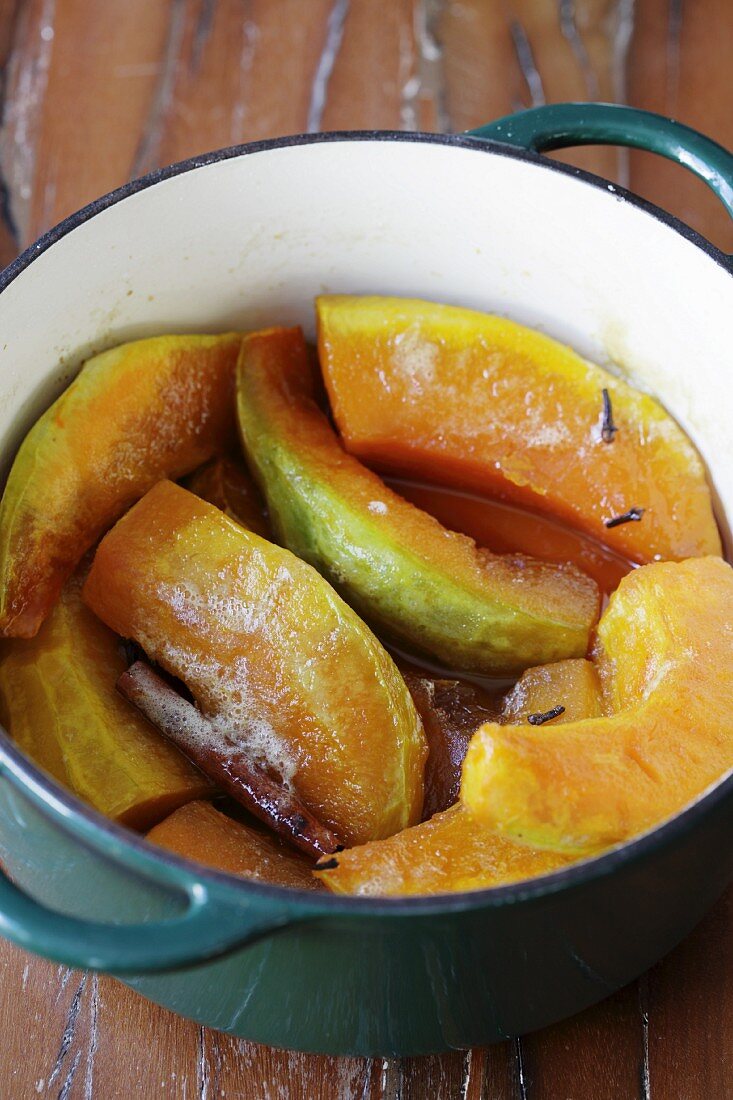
83;480;427;845
0;334;242;638
317;295;721;565
462;556;733;853
0;573;211;828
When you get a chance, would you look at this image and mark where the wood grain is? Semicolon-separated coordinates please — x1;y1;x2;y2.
629;0;733;252
0;0;731;1096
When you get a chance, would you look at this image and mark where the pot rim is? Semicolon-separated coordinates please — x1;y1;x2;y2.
1;127;731;918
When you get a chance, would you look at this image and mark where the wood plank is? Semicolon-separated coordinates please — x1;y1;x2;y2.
439;0;631;181
86;976;202;1099
141;0;335;171
520;983;645;1099
0;939;86;1099
0;937;206;1098
1;0;172;245
0;0;21;266
628;0;733;251
318;0;416;132
645;883;733;1100
200;1028;376;1100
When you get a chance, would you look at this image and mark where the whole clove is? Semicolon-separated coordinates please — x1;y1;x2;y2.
601;388;618;443
605;506;644;529
527;705;566;726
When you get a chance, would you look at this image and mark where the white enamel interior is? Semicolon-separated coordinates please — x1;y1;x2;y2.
0;137;731;548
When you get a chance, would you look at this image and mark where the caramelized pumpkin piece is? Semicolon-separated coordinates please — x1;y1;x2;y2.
316;804;575;896
0;334;241;637
317;295;721;564
83;480;426;845
502;658;603;725
404;673;496;818
462;557;733;853
184;457;270;537
236;327;599;675
147;800;321;890
0;575;211;829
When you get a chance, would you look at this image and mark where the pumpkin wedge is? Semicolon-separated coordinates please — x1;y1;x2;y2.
317;295;721;564
0;573;212;829
236;327;599;675
0;334;242;637
83;480;427;846
147;801;322;890
462;556;733;854
316;804;575;896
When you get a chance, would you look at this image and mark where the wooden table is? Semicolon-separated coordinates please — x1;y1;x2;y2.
0;2;731;1097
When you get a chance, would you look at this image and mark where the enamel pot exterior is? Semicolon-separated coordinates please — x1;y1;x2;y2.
0;121;731;1055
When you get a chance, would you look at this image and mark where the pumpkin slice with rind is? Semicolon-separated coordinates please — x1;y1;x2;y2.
0;334;242;637
317;295;721;564
462;556;733;854
236;326;599;676
0;573;212;829
83;480;427;846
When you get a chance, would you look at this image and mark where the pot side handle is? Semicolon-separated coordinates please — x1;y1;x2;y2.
467;103;733;224
0;865;300;974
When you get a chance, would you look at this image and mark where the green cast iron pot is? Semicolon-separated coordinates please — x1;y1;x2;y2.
0;104;731;1056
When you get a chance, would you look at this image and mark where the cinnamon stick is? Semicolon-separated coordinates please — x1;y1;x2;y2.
117;660;341;859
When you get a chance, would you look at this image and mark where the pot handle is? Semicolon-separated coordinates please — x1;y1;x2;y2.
0;864;299;974
467;103;733;222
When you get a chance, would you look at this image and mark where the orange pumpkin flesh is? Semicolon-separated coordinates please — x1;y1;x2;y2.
0;573;212;829
317;295;721;565
315;803;575;896
82;480;427;846
0;334;242;638
462;557;733;854
147;800;322;890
